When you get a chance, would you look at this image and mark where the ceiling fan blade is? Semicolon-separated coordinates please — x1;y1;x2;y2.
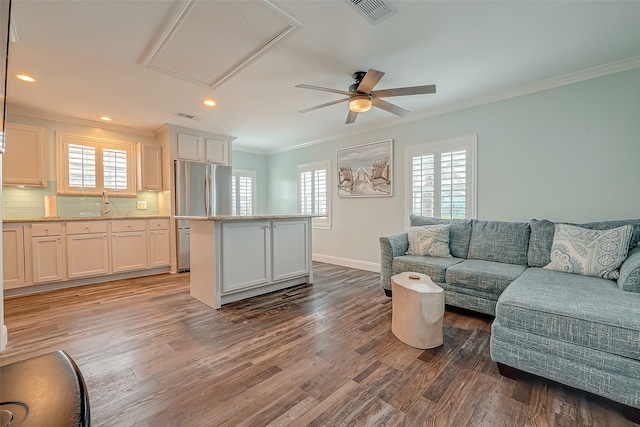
356;69;385;93
372;98;410;117
299;98;348;113
295;84;352;96
345;110;358;124
372;84;436;98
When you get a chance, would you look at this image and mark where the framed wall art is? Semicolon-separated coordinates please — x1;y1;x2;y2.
337;139;392;198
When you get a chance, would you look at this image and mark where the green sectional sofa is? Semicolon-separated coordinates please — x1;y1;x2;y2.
379;214;640;419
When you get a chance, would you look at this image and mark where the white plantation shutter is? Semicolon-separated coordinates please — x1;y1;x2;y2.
299;171;313;215
103;148;128;191
440;149;467;219
406;136;476;222
411;154;435;218
314;169;327;217
58;133;135;195
68;143;96;189
298;161;331;228
232;171;255;216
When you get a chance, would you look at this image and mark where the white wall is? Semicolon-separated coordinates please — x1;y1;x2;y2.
267;68;640;269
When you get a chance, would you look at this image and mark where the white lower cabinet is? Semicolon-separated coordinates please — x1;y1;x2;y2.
221;221;271;292
148;219;170;268
272;220;309;281
31;223;64;284
220;219;309;293
3;225;26;289
4;218;171;293
111;220;148;273
149;229;170;267
66;222;110;279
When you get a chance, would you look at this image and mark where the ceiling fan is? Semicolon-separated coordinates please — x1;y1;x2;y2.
296;69;436;124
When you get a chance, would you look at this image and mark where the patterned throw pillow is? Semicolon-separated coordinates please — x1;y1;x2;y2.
406;225;452;258
544;224;632;279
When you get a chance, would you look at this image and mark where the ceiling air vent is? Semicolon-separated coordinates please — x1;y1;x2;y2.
176;112;202;121
345;0;396;24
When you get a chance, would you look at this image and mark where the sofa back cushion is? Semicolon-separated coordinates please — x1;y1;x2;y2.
409;215;472;259
467;220;531;266
528;218;640;268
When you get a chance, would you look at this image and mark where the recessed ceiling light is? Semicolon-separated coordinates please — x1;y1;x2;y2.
99;116;112;121
16;74;36;83
203;99;216;107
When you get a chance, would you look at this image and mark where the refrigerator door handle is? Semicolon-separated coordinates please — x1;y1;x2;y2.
204;169;212;217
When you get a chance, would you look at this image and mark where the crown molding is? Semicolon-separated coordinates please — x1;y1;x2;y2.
268;55;640;155
6;104;157;137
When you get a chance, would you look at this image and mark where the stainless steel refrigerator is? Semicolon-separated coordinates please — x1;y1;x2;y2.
174;160;232;271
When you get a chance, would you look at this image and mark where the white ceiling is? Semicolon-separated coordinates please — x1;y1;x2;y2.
7;0;640;154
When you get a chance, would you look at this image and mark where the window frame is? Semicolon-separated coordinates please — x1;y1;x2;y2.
231;168;256;216
57;132;136;196
404;135;477;227
298;160;331;229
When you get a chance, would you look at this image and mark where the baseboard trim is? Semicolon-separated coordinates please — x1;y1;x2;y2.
312;254;381;273
1;325;7;353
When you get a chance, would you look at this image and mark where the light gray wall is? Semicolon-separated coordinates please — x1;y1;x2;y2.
267;67;640;267
231;150;269;215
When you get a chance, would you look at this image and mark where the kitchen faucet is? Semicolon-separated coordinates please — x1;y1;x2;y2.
102;191;110;217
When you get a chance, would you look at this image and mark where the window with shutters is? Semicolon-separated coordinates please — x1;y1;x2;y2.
405;135;477;224
298;160;331;229
58;133;136;196
231;169;256;216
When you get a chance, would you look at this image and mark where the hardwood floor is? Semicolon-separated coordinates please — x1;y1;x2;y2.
1;262;636;426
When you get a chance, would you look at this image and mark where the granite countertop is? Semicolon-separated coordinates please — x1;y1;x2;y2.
3;215;170;223
174;214;315;221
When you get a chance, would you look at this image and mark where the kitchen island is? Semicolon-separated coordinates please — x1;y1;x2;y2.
178;215;313;309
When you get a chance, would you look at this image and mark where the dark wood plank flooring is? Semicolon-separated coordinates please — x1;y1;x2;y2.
1;262;635;426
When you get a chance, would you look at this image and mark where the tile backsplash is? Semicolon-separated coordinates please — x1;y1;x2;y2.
2;181;160;219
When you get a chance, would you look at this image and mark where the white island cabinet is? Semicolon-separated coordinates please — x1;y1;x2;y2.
186;215;313;309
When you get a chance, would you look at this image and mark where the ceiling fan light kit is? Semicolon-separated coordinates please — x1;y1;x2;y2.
349;95;372;112
297;68;436;124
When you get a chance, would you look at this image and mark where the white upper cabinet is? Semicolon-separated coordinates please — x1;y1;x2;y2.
204;138;229;165
3;123;46;187
165;125;233;166
176;132;203;161
137;143;164;191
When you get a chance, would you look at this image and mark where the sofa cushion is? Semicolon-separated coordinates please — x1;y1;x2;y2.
467;220;530;266
496;267;640;361
619;246;640;293
393;255;463;283
544;224;632;280
445;259;527;294
409;215;472;259
406;225;452;258
528;218;640;268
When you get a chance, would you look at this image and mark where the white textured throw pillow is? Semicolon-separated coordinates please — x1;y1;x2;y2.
544;224;632;279
406;224;452;258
